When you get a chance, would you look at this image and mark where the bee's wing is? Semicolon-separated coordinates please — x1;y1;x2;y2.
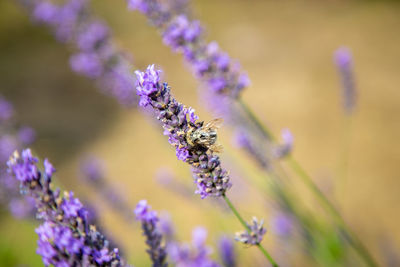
204;118;224;130
210;143;224;153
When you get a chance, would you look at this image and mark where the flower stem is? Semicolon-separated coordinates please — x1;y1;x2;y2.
238;98;376;266
222;194;279;267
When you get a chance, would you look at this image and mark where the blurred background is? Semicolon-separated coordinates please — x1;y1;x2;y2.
1;0;400;266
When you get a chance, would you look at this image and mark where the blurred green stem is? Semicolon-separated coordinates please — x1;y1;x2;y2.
237;98;376;266
222;194;279;267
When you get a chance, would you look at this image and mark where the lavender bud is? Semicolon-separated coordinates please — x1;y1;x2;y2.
0;96;13;121
273;128;293;159
7;149;127;266
135;65;232;199
218;236;236;267
235;217;267;246
134;200;168;267
334;47;357;114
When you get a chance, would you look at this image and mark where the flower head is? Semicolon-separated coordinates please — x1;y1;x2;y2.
235;217;267;246
135;65;231;198
218;236;236;267
134;200;168;267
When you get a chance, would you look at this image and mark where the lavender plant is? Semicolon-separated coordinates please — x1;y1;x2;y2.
0;95;36;218
217;236;236;267
135;200;168;267
22;0;137;106
135;65;277;266
7;149;126;266
334;47;357;115
135;65;231;198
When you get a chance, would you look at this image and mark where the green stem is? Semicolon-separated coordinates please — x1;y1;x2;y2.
287;156;377;267
238;97;376;266
222;194;279;267
238;98;275;140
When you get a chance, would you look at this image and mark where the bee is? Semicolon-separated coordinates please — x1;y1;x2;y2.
186;118;224;153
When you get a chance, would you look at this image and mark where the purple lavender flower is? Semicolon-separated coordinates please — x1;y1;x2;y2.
233;128;269;168
77;21;109;51
70;52;103;78
8;197;36;219
167;227;220;267
159;212;175;241
81;156;104;182
25;0;138;106
0;96;13;121
135;65;231;199
271;213;293;237
17;126;36;145
128;0;249;98
235;217;267;246
273;128;293;159
134;200;168;267
334;47;357;114
218;236;236;267
0;135;18;163
7;149;126;266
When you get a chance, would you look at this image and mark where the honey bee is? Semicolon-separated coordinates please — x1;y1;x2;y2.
186;118;224;153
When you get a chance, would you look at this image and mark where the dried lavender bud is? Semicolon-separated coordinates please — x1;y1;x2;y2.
135;65;232;198
135;200;168;267
7;149;126;266
23;0;137;106
334;47;357;114
235;217;267;246
127;0;249;98
218;236;236;267
273;128;293;159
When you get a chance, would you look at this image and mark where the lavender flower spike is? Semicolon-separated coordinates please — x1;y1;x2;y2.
7;149;126;266
218;236;237;267
135;200;168;267
135;65;232;198
334;47;357;114
235;217;267;246
128;0;249;98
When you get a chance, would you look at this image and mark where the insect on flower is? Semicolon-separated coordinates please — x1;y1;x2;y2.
186;118;224;153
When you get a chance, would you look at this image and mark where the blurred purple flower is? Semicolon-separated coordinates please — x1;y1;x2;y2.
17;126;36;145
334;47;357;114
273;128;293;158
0;97;13;121
271;213;293;237
235;217;267;246
218;236;236;267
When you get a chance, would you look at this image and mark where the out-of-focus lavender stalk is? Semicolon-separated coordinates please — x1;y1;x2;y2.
334;47;357;115
135;65;277;265
218;236;237;267
0;95;36;218
22;0;137;106
81;156;135;222
127;0;249;99
135;200;168;267
7;149;126;266
168;227;221;267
